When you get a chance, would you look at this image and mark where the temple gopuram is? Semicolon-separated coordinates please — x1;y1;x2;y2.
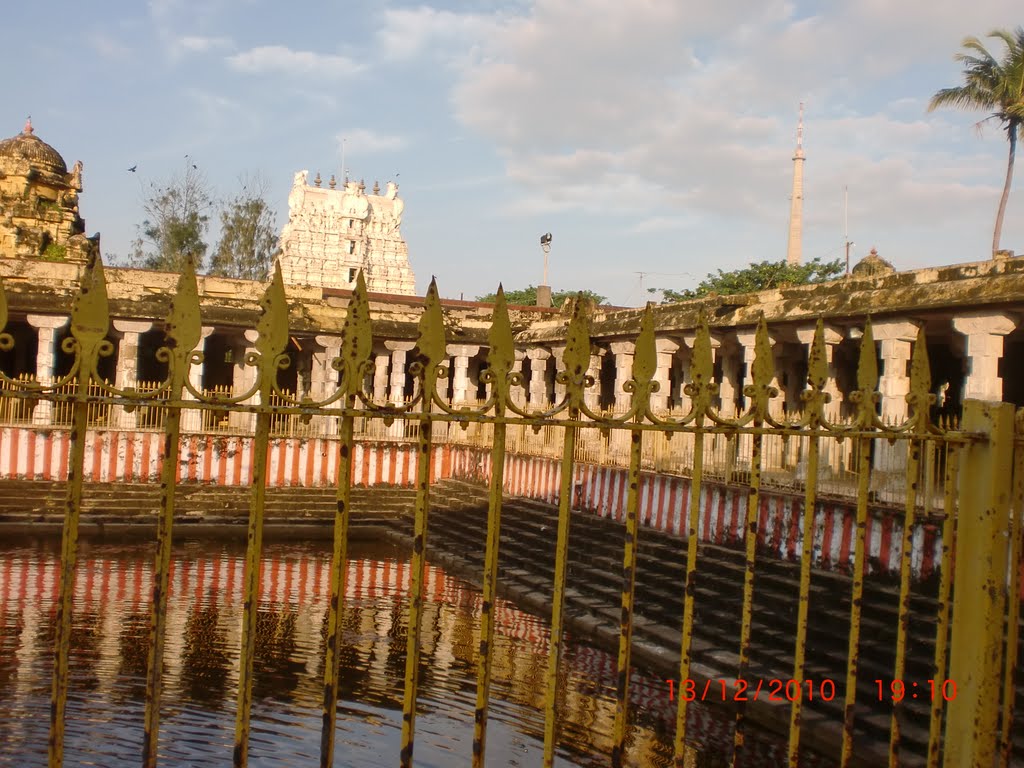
0;119;97;263
279;171;416;295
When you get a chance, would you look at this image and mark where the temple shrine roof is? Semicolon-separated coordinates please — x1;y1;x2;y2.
0;119;68;176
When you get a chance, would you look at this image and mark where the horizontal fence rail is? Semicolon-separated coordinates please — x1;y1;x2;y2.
0;254;1021;768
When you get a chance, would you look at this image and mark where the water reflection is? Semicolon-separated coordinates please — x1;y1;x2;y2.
0;536;829;767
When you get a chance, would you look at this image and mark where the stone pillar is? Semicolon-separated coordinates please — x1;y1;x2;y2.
112;320;154;429
372;351;390;402
873;321;919;424
182;326;214;432
715;344;736;416
653;338;680;413
610;342;635;410
735;329;784;415
676;345;693;414
26;314;69;424
312;335;342;402
734;331;759;413
385;342;415;405
447;345;480;405
309;335;342;436
952;312;1017;402
871;320;920;476
584;350;603;411
511;351;527;408
232;329;261;431
471;356;487;402
773;343;796;415
679;331;722;415
526;348;551;409
549;345;567;405
795;324;844;418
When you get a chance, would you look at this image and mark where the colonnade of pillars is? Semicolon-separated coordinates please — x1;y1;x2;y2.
6;311;1021;430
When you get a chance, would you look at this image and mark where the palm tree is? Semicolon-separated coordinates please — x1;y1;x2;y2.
929;27;1024;256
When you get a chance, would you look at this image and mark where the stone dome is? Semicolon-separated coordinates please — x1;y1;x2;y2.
851;248;895;278
0;119;68;176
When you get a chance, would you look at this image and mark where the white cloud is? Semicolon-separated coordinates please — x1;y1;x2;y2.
377;6;511;64
88;32;132;60
337;130;408;156
227;46;363;78
381;0;1018;268
175;35;232;54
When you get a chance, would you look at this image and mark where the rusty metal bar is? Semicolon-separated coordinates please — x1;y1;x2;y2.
731;425;763;765
944;400;1015;768
673;426;704;765
998;433;1024;765
233;266;289;767
787;428;820;765
47;377;88;768
471;420;506;767
141;262;200;768
542;411;579;768
840;435;872;767
48;254;110;768
319;398;356;768
888;437;922;766
611;423;644;766
232;404;272;766
927;444;958;768
400;395;434;768
141;401;184;768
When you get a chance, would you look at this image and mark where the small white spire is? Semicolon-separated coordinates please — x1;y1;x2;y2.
795;101;804;156
786;102;805;265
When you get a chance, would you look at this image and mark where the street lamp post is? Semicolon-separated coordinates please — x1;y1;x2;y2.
538;233;553;308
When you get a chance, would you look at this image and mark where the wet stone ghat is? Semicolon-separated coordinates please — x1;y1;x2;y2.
0;478;1022;767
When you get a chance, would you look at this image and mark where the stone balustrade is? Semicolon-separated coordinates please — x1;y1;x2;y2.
2;256;1024;429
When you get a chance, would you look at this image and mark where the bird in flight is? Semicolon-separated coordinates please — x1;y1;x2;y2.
127;165;137;172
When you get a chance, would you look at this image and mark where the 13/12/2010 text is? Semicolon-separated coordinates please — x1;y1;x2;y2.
663;678;958;703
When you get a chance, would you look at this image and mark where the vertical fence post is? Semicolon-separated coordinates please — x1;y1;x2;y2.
943;399;1015;768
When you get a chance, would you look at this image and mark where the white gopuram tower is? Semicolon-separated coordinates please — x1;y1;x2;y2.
279;172;416;295
785;103;805;266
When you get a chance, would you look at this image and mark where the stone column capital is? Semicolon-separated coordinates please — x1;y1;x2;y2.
794;324;843;345
384;340;416;352
26;314;69;331
243;329;260;344
655;337;681;355
870;319;920;342
315;334;342;349
526;347;551;361
446;344;481;358
680;331;721;349
112;319;154;335
734;329;780;349
609;341;635;356
952;311;1017;337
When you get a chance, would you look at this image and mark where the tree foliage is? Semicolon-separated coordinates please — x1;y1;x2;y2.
475;285;607;309
208;175;279;281
651;257;846;303
130;163;213;273
928;27;1024;254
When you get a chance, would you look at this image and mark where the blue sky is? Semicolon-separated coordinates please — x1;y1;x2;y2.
3;1;1021;306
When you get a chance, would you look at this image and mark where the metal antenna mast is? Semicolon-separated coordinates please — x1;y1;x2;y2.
844;186;854;274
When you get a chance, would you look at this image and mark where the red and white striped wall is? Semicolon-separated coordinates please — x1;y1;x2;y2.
0;551;549;648
0;426;1007;585
0;427;476;488
449;450;948;580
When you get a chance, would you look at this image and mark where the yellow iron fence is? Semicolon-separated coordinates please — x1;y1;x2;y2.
0;253;1020;768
